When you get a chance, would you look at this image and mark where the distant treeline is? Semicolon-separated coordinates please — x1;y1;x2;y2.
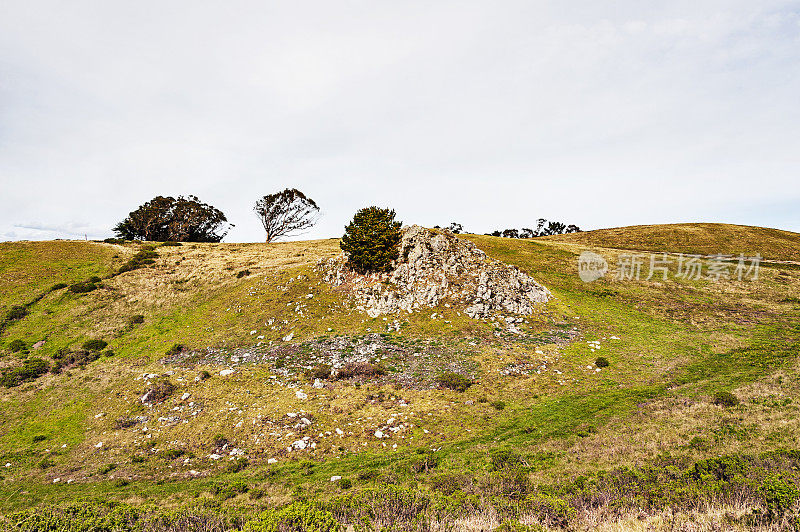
435;220;581;238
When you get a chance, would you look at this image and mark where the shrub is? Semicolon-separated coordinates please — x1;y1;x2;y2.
340;207;402;273
236;269;251;278
436;372;473;392
8;339;26;353
129;314;145;325
117;248;159;274
308;364;332;380
411;453;439;473
336;362;387;379
32;434;48;443
82;339;108;351
244;501;342;532
337;478;352;490
88;276;102;283
5;305;28;321
489;448;524;471
713;391;739;407
165;343;185;356
0;357;49;387
595;356;609;368
491;400;506;410
37;457;55;470
98;463;117;474
50;349;102;373
761;476;800;522
199;370;211;381
142;379;175;404
159;449;185;460
68;281;98;294
526;494;576;528
49;283;68;291
160;241;182;247
225;457;249;473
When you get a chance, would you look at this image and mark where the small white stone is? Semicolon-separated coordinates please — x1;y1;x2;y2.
330;475;342;482
220;369;235;376
283;332;294;342
181;392;190;400
267;458;277;464
295;390;308;400
95;442;103;448
374;430;384;439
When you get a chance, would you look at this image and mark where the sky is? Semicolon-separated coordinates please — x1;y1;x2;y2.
1;1;799;242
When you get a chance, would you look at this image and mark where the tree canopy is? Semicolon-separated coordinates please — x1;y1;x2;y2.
340;207;402;273
254;189;319;243
113;195;232;242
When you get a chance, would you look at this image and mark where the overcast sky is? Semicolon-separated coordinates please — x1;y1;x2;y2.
1;1;799;242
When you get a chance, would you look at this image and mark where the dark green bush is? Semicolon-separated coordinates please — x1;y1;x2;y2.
98;463;117;474
491;400;506;410
199;370;211;381
32;434;48;443
165;343;185;356
1;357;49;387
5;305;28;321
713;391;739;407
68;281;98;294
436;371;473;392
89;276;102;283
340;207;402;273
236;269;251;278
50;349;102;373
335;362;386;379
117;248;159;274
83;339;108;351
50;283;68;291
595;356;610;368
129;314;145;325
160;241;182;247
761;475;800;522
8;339;26;352
158;449;185;460
337;478;352;490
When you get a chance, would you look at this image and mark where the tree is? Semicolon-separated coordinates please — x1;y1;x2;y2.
565;224;581;233
535;218;547;236
447;222;463;234
544;221;566;235
113;195;232;242
254;188;320;243
520;227;535;239
502;228;519;239
340;207;402;273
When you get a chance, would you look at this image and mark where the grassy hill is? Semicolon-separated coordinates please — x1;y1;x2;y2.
0;226;799;531
540;222;800;262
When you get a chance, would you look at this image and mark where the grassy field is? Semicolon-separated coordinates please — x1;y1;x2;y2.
1;224;799;530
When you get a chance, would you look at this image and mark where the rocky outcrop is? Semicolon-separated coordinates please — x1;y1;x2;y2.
317;225;550;319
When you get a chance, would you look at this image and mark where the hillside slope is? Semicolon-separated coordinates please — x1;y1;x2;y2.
540;222;800;261
0;226;799;530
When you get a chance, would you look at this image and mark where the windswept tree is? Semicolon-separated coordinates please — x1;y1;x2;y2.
113;195;232;242
447;222;464;234
340;207;402;273
254;188;320;243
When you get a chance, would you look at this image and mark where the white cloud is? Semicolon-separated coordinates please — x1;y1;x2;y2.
0;0;798;242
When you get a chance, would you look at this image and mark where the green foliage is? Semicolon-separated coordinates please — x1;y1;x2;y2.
307;364;332;380
117;248;158;274
225;457;249;473
5;305;28;321
88;276;102;283
1;357;49;387
337;478;352;490
158;449;185;460
50;282;68;291
491;400;507;411
244;501;341;532
436;371;473;392
340;206;402;273
32;434;48;443
760;476;800;522
8;339;26;352
526;494;575;528
160;241;182;247
165;343;185;356
595;356;609;368
713;391;739;407
98;463;117;475
335;362;386;379
51;348;103;373
114;195;232;242
82;339;108;351
129;314;145;325
199;370;211;381
236;269;251;278
68;281;98;294
489;449;525;471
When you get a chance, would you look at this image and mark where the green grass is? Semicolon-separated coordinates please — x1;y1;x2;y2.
0;226;799;528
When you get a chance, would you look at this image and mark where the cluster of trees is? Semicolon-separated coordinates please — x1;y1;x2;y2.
487;219;581;238
114;189;319;243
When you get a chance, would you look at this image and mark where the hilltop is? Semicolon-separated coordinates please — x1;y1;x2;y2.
0;224;799;530
541;222;800;261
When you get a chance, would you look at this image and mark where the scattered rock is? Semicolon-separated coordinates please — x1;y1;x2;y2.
330;475;342;482
220;369;235;376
